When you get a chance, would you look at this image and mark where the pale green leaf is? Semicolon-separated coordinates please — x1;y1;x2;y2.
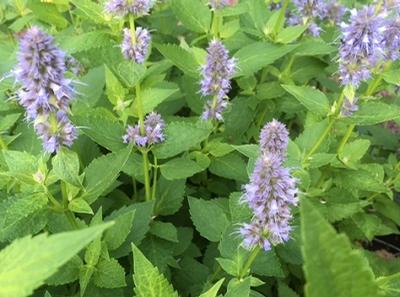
199;278;225;297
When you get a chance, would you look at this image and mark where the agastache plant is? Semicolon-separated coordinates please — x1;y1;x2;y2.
14;26;77;153
200;40;236;121
240;120;298;251
121;27;151;64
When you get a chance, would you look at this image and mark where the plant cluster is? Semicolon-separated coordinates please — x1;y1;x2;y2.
0;0;399;297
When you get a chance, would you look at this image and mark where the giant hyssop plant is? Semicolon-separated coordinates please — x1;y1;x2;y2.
0;0;399;296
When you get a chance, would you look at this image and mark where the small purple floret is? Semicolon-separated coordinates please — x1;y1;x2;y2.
121;27;151;64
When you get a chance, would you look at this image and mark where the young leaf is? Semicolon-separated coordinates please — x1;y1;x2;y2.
132;244;179;297
52;148;82;187
153;121;212;159
282;84;330;116
171;0;212;33
0;224;111;297
199;278;225;297
68;198;94;215
81;146;132;204
105;65;127;106
338;139;370;168
188;197;230;242
132;86;179;116
276;25;308;44
301;198;380;297
234;42;298;77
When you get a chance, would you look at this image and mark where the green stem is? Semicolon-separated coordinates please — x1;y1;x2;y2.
239;246;261;280
0;135;7;150
65;210;79;229
129;14;136;44
132;177;138;200
142;150;151;201
211;10;222;38
151;157;158;200
337;124;355;154
304;90;345;162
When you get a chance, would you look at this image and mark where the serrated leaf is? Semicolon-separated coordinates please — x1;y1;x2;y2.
160;156;205;180
69;198;93;215
152;178;185;217
225;277;251;297
133;87;178;116
153;121;212;159
156;44;199;78
0;224;111;297
132;244;179;297
93;258;126;289
276;25;308;44
338;139;370;168
81;146;132;204
70;0;105;24
199;278;225;297
73;108;125;152
294;40;336;56
27;0;68;28
105;65;127;106
171;0;212;33
46;256;82;286
377;273;400;297
301;198;380;297
150;221;179;243
59;32;111;54
234;42;297;77
349;102;400;126
52;148;81;187
104;209;135;251
0;113;20;132
282;85;330;116
209;152;248;182
188;197;229;242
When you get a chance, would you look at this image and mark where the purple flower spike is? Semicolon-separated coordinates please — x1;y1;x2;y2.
121;27;151;64
384;17;400;61
201;96;228;122
209;0;237;10
259;119;289;159
14;27;77;152
340;97;359;117
35;111;77;153
339;6;386;86
105;0;153;17
123;112;165;147
200;40;236;99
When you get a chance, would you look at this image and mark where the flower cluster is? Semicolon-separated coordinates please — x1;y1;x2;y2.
14;27;77;153
339;4;400;87
340;96;359;117
105;0;153;17
209;0;237;10
121;27;151;64
288;0;345;36
240;120;298;251
200;40;236;121
123;112;165;147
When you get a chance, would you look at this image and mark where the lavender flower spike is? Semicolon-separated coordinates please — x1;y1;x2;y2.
200;39;236;99
209;0;237;10
201;96;228;122
259;119;289;159
123;112;165;147
105;0;153;17
121;27;151;64
240;152;298;251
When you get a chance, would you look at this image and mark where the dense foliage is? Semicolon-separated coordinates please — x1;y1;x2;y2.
0;0;399;296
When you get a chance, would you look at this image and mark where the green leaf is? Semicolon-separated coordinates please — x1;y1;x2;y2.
382;70;400;85
93;258;126;289
0;193;48;242
349;102;400;126
0;113;21;132
171;0;212;33
301;198;380;297
73;108;125;152
160;156;205;180
150;221;179;243
114;61;146;88
73;66;105;110
59;32;111;54
276;25;308;44
209;152;248;182
81;146;132;204
234;42;297;77
188;197;229;242
105;65;127;106
338;139;370;168
132;244;179;297
69;198;94;215
104;209;135;251
52;148;81;187
282;84;330;116
2;150;38;184
69;0;105;24
225;277;251;297
377;273;400;297
154;177;186;216
156;44;199;78
199;278;225;297
46;256;82;286
153;121;212;159
27;0;68;28
0;224;111;297
133;86;178;116
294;40;336;56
